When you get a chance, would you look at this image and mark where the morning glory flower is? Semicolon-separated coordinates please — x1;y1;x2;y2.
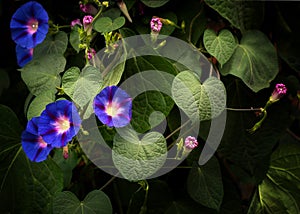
270;83;287;102
21;117;53;162
10;1;49;48
38;100;82;148
150;17;162;33
16;45;33;67
93;86;132;128
184;136;199;150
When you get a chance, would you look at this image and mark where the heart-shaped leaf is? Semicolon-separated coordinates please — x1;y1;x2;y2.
187;157;224;211
93;17;125;33
203;29;237;66
34;31;68;56
172;71;226;121
112;128;167;181
220;30;279;92
20;54;65;96
53;190;112;214
27;90;55;120
140;0;170;8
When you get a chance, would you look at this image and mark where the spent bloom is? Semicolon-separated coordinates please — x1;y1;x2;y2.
150;17;163;33
87;48;96;60
184;136;199;150
10;1;49;49
79;2;98;15
71;18;82;28
270;83;287;102
21;117;53;162
93;86;132;128
38;100;82;148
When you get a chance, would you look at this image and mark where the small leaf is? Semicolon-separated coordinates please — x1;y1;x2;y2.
93;17;125;33
203;29;237;66
187;156;224;211
221;30;279;92
69;26;81;53
53;190;112;214
172;71;226;121
72;66;103;109
140;0;170;8
112;129;167;181
27;90;55;120
20;54;65;96
34;31;68;56
62;66;81;98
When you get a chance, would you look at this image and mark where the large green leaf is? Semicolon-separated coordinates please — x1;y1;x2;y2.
248;143;300;213
123;55;177;133
53;190;112;214
0;105;63;213
140;0;169;8
34;31;68;56
187;156;223;211
221;30;279;92
27;90;55;120
20;54;66;96
93;17;125;33
203;29;237;66
62;66;81;98
204;0;264;33
172;71;226;121
112;129;167;181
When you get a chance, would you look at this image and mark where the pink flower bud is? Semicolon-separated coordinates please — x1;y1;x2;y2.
270;83;287;102
184;136;198;150
150;17;162;33
71;19;82;27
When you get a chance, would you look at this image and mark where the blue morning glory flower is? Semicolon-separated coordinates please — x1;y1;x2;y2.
16;45;33;67
38;100;82;148
10;1;49;48
21;117;53;162
93;86;132;128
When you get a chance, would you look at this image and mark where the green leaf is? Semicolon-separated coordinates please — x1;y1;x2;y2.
204;0;264;33
248;143;300;213
34;31;68;56
53;149;79;188
72;66;103;111
140;0;170;8
172;71;226;121
62;66;81;98
93;17;125;33
69;26;81;53
20;54;65;96
53;190;112;214
203;29;237;66
0;105;63;213
112;129;167;181
124;55;177;133
187;156;224;211
27;90;55;120
221;30;279;92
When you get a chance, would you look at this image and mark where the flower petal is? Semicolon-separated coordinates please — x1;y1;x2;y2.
16;45;33;67
21;117;53;162
38;100;82;148
94;86;132;128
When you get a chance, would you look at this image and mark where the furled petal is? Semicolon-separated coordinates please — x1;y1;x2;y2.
38;100;82;148
16;45;33;67
21;117;53;162
10;1;49;48
93;86;132;128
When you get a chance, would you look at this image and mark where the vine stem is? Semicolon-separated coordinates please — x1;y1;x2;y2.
225;107;262;111
165;120;191;141
99;172;119;191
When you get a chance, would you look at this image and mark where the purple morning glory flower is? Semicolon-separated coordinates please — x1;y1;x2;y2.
21;117;53;162
10;1;49;48
16;45;33;67
93;86;132;128
38;100;82;148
